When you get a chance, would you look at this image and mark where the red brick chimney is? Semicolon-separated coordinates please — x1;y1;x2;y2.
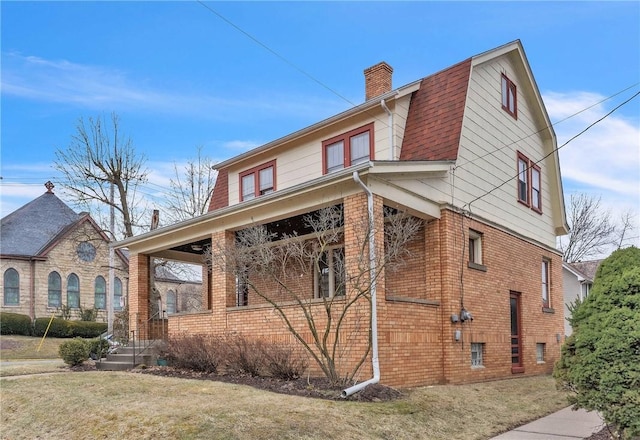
364;62;393;101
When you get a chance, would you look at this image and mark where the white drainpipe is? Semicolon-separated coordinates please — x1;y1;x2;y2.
342;171;380;397
380;98;394;160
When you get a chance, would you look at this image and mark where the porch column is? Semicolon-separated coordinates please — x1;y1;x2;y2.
128;253;150;337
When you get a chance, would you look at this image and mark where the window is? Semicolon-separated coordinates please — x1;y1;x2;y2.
3;268;20;306
322;123;374;174
517;153;529;205
581;283;591;301
471;343;485;367
166;290;176;314
542;259;550;308
468;230;485;270
314;247;345;299
501;74;517;118
67;274;80;308
48;271;62;308
114;277;123;311
531;164;542;212
240;160;276;201
536;343;546;363
236;267;249;306
94;276;106;310
517;152;543;213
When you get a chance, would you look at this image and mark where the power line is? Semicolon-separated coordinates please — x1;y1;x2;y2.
463;90;640;210
455;82;640;170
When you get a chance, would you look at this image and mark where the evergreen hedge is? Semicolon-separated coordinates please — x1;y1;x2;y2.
555;247;640;439
33;317;107;338
0;312;32;335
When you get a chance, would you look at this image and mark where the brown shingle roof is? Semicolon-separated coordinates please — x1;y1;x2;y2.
400;58;471;161
208;168;229;211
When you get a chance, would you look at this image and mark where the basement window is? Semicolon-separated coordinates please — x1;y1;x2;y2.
471;343;485;367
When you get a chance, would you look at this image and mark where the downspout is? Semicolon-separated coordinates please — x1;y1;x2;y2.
342;171;380;397
380;99;394;160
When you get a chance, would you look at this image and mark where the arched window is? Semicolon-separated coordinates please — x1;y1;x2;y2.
94;276;106;310
67;273;80;308
166;290;177;314
114;277;123;311
4;268;20;305
48;271;62;307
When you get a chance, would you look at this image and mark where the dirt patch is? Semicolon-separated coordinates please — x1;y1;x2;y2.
129;365;402;402
584;426;618;440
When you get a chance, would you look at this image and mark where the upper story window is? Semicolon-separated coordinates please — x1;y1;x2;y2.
501;74;517;119
322;123;374;174
240;160;276;202
517;152;542;213
468;229;486;271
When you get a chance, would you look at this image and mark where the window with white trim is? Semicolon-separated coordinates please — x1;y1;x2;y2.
167;290;177;314
240;161;276;201
471;342;485;367
501;74;517;118
322;123;374;174
542;259;550;308
314;247;345;298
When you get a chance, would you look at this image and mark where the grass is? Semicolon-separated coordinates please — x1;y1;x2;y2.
0;335;69;377
1;371;569;440
0;337;570;439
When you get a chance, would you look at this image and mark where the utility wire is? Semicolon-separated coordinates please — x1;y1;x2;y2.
455;82;640;170
463;90;640;210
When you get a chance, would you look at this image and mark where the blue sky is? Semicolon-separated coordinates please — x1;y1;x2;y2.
1;1;639;249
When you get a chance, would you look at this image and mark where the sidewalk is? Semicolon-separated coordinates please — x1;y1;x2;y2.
490;406;604;440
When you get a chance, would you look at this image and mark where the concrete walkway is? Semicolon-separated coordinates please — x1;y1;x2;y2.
490;406;604;439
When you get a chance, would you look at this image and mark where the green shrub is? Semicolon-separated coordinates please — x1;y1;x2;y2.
88;337;110;359
33;318;106;338
79;306;98;322
33;317;72;337
0;312;32;335
59;338;90;366
555;247;640;439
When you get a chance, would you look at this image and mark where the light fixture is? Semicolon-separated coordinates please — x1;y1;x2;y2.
191;244;203;252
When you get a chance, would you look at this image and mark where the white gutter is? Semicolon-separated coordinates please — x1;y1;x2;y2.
342;171;380;398
380;99;394;160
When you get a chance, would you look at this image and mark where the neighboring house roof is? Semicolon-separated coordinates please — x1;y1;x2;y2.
566;260;603;282
1;185;80;257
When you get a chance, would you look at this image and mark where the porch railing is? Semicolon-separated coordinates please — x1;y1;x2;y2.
130;311;168;366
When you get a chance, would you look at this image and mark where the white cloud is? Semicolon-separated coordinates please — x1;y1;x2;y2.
1;52;344;121
545;90;640;255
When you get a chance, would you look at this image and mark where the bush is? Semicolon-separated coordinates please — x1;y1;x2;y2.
33;318;106;338
165;334;224;373
59;338;90;366
88;337;110;360
555;247;640;439
224;334;267;377
79;306;98;322
0;312;32;335
264;344;308;380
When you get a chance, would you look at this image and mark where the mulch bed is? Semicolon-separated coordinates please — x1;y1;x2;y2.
71;361;402;402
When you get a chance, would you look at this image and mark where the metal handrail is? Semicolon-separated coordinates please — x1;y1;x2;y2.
129;310;167;367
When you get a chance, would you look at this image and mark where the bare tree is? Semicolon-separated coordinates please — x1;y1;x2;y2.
163;146;217;225
205;205;421;386
54;113;148;239
559;193;616;262
614;209;637;250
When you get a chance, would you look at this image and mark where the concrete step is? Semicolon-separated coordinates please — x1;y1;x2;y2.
96;340;165;371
